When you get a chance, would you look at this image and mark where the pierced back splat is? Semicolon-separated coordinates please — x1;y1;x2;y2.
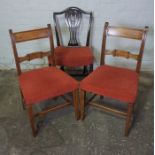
65;8;82;46
53;7;93;47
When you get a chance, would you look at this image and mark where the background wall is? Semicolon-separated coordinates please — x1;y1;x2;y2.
0;0;154;70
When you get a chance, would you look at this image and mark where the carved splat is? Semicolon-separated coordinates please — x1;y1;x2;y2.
65;8;82;46
53;7;93;46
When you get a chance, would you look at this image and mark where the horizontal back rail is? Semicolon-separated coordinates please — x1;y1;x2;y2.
18;51;51;63
107;26;144;40
105;49;139;60
13;28;50;43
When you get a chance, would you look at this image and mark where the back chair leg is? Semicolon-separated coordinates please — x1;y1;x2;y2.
80;89;85;120
73;90;80;120
60;66;64;71
90;64;93;72
83;66;87;75
125;104;133;136
27;105;37;137
100;96;104;100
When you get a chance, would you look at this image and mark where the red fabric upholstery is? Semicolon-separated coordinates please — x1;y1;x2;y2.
19;67;78;105
54;46;93;67
80;65;139;103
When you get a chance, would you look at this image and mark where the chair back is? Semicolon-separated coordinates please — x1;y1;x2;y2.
53;7;93;46
100;22;148;73
9;24;55;75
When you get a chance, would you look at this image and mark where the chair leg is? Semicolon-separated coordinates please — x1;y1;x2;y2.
73;90;80;120
89;64;93;73
83;66;87;75
80;89;85;120
100;96;104;100
20;90;26;110
27;106;37;137
60;66;64;71
125;104;133;136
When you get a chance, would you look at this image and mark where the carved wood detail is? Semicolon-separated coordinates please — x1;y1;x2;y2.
105;49;139;60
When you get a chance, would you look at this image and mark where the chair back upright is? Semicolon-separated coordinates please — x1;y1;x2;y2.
100;22;148;73
9;24;55;75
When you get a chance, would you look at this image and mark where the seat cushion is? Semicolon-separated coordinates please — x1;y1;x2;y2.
19;67;78;105
80;65;139;103
54;46;93;67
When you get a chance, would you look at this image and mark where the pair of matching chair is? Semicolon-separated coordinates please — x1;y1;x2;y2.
9;21;148;137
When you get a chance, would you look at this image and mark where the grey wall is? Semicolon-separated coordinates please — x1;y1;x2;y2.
0;0;153;70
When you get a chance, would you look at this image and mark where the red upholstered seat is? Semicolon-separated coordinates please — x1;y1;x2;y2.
19;67;78;105
80;65;139;103
54;46;93;67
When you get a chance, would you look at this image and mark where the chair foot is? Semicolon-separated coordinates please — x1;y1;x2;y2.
73;90;80;120
27;106;37;137
124;104;133;136
80;89;85;120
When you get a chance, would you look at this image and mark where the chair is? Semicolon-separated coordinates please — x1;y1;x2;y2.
79;22;148;136
9;24;79;137
53;6;94;75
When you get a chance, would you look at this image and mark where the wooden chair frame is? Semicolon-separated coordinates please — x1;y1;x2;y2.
80;22;148;136
9;24;79;137
53;6;93;75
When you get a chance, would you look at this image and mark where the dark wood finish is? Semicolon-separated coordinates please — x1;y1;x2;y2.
9;24;79;137
89;64;93;72
80;22;148;136
53;7;93;75
53;7;93;47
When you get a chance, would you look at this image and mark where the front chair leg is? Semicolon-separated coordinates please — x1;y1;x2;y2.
27;105;37;137
125;104;133;136
73;90;80;120
80;89;85;120
20;90;26;110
